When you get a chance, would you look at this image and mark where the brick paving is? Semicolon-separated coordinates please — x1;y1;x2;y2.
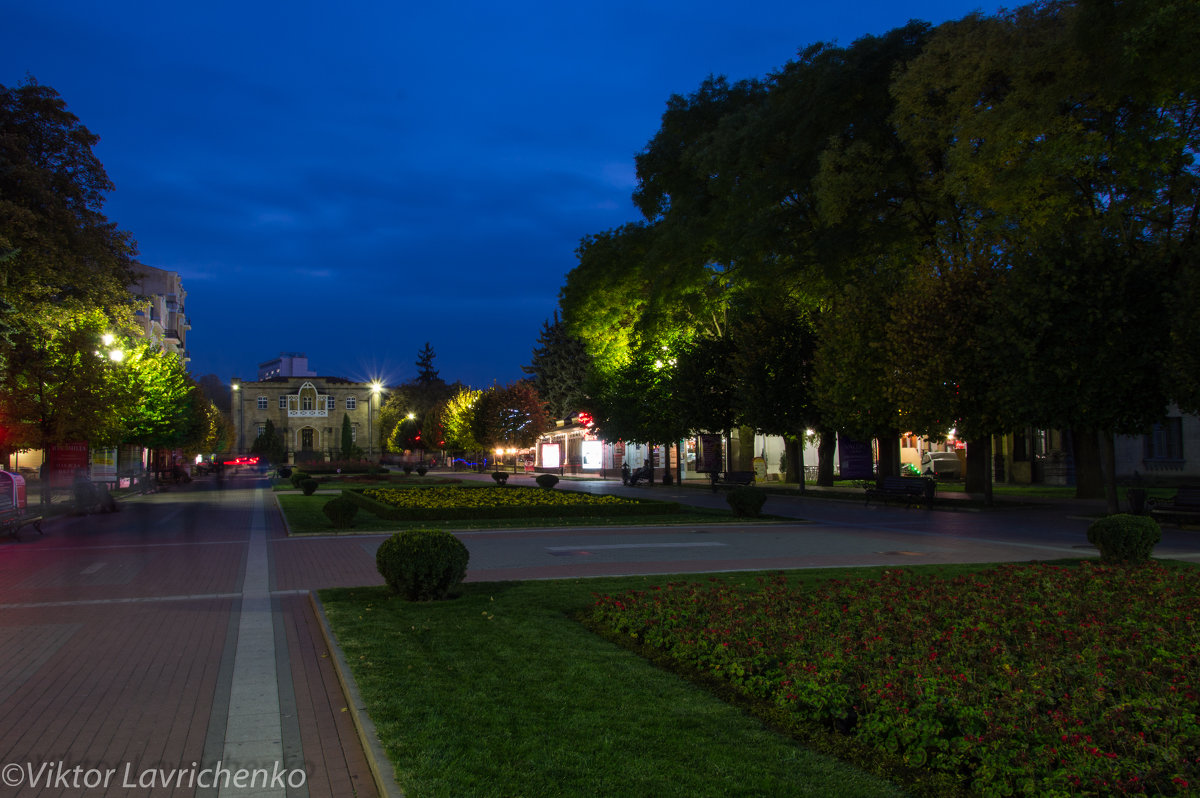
0;478;379;798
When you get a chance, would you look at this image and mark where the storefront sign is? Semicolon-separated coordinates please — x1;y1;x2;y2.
837;433;875;480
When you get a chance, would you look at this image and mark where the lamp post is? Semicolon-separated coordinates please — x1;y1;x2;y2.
368;381;382;460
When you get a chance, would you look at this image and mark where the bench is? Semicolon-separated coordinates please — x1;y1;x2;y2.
709;471;756;492
1148;486;1200;523
864;476;936;507
1;509;44;540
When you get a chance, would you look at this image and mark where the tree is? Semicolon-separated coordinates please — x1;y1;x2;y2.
0;79;137;311
340;413;362;459
441;386;483;453
522;313;591;420
250;419;287;464
472;381;550;455
415;342;439;385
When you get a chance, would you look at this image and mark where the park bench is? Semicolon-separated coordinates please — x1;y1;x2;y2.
864;476;936;507
709;471;756;492
1;508;43;540
1147;486;1200;523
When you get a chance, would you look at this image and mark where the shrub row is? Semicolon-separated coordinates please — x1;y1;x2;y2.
342;487;680;522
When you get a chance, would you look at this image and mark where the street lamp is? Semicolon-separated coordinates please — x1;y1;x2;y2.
368;381;382;459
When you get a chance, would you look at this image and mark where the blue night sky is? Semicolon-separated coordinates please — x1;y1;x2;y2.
5;0;988;388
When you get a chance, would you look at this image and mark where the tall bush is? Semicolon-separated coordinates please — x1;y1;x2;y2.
1087;513;1161;563
727;485;767;517
376;528;469;600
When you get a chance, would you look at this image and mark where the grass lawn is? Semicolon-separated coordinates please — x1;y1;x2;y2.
320;568;915;798
323;560;1200;797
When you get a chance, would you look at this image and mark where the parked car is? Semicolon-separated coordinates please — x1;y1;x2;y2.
921;451;962;479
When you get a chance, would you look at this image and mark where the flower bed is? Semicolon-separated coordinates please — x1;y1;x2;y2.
352;485;680;521
590;562;1200;796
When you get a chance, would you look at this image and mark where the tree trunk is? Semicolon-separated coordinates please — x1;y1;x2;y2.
1099;431;1119;515
784;435;804;491
876;435;901;479
817;430;836;487
965;438;993;505
737;426;756;471
1071;429;1105;499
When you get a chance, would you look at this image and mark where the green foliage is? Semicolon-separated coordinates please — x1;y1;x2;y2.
416;465;427;476
534;473;559;489
340;413;362;459
1087;513;1162;563
440;386;483;451
374;528;469;601
590;562;1200;796
726;485;767;517
300;478;318;496
491;471;509;485
289;470;310;489
251;419;287;465
522;314;591;419
473;381;549;450
321;496;359;529
0;79;137;310
403;464;413;475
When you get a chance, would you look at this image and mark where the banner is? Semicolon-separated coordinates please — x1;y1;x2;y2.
47;442;89;487
837;433;875;480
696;434;723;473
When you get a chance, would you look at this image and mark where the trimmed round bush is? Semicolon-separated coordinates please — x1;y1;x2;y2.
290;470;310;489
300;478;319;496
727;485;767;518
322;496;359;529
1087;513;1161;563
376;528;470;600
491;471;509;485
416;466;428;476
535;473;559;489
403;464;414;475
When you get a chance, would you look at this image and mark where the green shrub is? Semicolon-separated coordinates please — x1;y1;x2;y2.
727;485;767;517
403;464;414;475
535;473;559;489
301;478;319;496
290;470;310;489
416;466;428;476
375;528;469;600
322;496;359;529
492;471;509;485
1087;513;1161;563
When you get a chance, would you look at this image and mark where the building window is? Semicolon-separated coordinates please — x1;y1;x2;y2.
278;396;287;409
303;395;313;411
257;396;268;410
328;396;337;411
346;396;357;410
256;424;266;436
1144;418;1184;462
351;423;358;442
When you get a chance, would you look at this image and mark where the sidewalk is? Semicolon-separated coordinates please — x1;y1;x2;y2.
0;477;379;797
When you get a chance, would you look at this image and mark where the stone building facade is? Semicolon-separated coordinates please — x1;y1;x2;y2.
230;376;383;463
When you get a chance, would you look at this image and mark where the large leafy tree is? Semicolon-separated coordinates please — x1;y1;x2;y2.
472;381;549;454
0;304;130;453
440;386;483;453
0;78;136;310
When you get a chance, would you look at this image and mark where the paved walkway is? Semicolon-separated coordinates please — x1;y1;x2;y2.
3;471;1197;798
0;476;376;797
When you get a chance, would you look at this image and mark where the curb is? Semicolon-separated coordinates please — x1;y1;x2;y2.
307;592;404;798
